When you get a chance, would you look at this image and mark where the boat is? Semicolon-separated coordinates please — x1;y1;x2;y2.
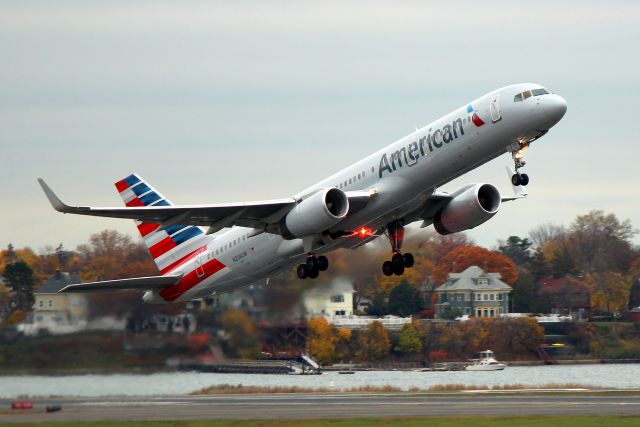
465;350;507;371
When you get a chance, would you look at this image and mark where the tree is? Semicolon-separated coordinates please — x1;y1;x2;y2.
387;280;423;317
3;260;36;312
565;210;637;274
529;247;550;280
366;292;388;316
357;321;391;361
551;243;577;278
433;245;518;285
511;269;546;313
221;310;260;359
498;236;533;266
395;323;422;355
483;317;544;358
528;223;565;247
0;283;12;324
583;272;631;315
307;317;337;365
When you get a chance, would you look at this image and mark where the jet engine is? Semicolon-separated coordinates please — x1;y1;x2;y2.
281;188;349;239
433;184;501;235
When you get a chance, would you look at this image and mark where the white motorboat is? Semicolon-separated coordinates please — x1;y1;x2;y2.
465;350;506;371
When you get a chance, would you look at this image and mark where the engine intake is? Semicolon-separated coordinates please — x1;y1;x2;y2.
281;188;349;239
434;183;501;235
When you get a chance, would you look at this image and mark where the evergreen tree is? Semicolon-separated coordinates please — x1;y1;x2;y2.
366;292;388;316
529;247;550;280
3;260;36;311
388;280;423;317
498;236;533;266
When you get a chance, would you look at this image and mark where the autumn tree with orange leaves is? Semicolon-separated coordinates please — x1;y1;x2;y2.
433;245;518;286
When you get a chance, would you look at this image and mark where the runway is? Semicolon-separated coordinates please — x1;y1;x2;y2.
3;392;640;423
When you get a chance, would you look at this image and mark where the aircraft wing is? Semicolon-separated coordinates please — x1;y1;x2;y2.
38;178;297;235
59;275;182;293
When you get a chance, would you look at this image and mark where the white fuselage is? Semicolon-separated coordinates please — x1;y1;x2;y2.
146;83;566;303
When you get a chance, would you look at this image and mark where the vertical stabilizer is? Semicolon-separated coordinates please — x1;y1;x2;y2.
114;174;208;275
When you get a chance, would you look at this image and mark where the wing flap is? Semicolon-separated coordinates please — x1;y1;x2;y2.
59;275;182;293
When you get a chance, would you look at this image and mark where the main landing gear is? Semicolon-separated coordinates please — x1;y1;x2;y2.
382;221;414;276
296;255;329;280
510;144;530;186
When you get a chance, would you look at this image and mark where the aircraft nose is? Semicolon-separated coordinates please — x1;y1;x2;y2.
545;94;567;121
540;94;567;128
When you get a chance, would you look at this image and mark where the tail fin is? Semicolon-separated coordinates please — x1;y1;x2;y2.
115;174;207;275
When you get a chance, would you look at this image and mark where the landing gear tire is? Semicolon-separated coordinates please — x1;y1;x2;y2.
306;256;319;271
382;261;394;276
296;264;309;279
403;253;414;268
391;252;404;267
393;264;405;276
308;266;319;279
512;173;529;186
317;255;329;271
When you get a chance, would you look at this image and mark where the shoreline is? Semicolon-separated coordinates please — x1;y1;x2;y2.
2;359;640;376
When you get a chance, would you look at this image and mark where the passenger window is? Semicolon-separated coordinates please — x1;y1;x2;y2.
522;90;532;100
362;171;365;177
514;93;523;102
348;179;351;184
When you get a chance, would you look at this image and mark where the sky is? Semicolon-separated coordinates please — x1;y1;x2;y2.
1;0;639;254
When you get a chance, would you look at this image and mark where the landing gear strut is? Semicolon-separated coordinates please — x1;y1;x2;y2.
510;142;530;186
382;221;414;276
296;255;329;280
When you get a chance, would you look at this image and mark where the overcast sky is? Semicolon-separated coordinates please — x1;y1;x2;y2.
1;0;639;253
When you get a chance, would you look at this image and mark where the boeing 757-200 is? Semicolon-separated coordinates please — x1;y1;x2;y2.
39;83;567;303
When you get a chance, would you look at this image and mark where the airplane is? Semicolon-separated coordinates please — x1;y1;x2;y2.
39;83;567;303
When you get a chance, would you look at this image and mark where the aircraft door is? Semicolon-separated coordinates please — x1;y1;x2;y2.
490;94;502;123
195;249;205;278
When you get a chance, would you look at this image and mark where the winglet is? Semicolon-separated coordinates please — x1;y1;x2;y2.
501;167;528;202
37;178;72;212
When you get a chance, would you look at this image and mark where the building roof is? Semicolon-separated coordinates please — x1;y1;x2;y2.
36;271;82;294
435;266;511;292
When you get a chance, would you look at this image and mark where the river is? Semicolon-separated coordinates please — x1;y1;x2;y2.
1;364;639;398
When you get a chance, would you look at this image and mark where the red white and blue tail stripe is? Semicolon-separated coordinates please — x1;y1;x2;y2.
114;174;208;275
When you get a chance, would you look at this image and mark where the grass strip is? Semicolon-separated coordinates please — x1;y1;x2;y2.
190;383;594;395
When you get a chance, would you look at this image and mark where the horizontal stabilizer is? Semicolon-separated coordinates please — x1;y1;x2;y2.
59;275;182;293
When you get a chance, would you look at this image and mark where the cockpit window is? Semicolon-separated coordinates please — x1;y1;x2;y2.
532;88;549;96
515;88;550;102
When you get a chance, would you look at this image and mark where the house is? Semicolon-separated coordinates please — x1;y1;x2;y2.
538;277;590;320
303;279;355;319
22;270;89;335
435;266;511;318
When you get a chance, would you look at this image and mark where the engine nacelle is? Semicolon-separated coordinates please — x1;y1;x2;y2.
281;188;349;239
434;184;501;235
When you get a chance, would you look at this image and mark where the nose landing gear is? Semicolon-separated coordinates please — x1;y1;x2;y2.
296;255;329;280
510;141;530;186
381;221;414;276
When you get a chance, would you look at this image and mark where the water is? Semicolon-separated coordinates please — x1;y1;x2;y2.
2;364;639;398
